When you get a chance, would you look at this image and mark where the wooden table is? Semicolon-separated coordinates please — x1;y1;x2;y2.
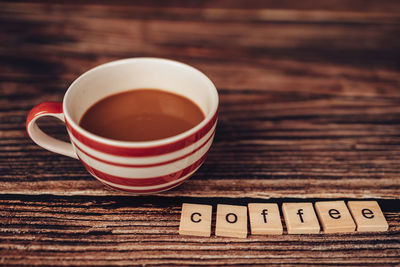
1;1;400;265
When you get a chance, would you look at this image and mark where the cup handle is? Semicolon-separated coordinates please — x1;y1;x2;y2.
26;102;78;159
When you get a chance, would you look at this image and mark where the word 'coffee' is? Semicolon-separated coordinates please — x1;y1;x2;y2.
179;201;388;238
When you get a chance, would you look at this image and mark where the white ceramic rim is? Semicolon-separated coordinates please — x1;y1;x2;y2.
63;57;219;148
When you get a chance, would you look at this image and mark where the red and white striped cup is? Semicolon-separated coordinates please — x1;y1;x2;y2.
26;58;218;194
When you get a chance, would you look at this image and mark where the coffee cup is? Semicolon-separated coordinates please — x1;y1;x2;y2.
26;58;219;194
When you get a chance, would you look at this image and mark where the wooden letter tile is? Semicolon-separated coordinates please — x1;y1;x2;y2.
314;201;355;233
282;203;320;234
179;203;212;237
347;201;388;232
215;204;247;238
248;203;283;235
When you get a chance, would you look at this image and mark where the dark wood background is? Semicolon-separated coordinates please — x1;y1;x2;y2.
1;0;399;265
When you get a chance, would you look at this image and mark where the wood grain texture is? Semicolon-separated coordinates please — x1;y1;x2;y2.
0;0;400;265
1;195;399;266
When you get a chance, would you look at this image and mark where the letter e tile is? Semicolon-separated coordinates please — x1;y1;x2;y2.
314;201;355;233
347;201;388;232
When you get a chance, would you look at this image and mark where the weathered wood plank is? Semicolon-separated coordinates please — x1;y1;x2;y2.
1;178;399;199
0;196;399;266
3;0;400;13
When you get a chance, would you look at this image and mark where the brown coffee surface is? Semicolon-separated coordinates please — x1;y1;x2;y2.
79;89;205;141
